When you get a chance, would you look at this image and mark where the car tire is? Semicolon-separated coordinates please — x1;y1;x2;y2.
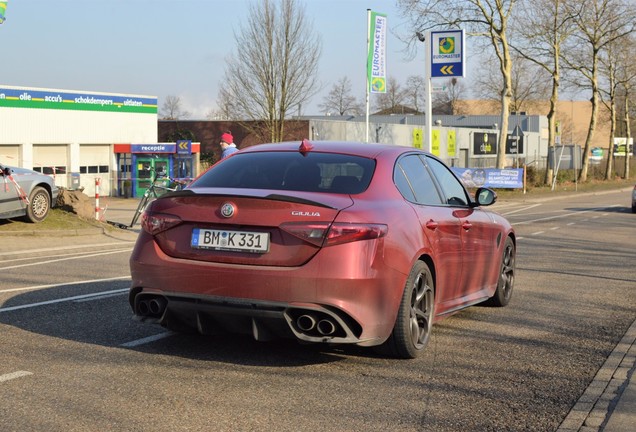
384;260;435;359
485;236;515;307
23;186;51;223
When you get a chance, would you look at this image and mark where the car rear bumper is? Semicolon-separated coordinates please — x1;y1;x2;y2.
129;232;407;347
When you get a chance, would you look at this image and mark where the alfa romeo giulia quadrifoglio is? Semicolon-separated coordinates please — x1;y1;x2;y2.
129;140;516;358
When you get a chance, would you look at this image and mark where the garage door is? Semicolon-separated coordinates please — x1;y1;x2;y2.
80;144;112;197
33;144;68;189
0;145;20;166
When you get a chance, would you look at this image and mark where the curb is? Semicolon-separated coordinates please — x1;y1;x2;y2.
0;227;106;237
497;186;633;205
557;318;636;431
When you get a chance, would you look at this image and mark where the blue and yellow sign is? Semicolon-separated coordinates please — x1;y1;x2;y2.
431;30;464;78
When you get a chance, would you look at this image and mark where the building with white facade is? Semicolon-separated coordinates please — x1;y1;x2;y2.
0;84;199;197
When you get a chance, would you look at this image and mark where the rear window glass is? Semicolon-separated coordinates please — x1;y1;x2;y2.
191;152;375;194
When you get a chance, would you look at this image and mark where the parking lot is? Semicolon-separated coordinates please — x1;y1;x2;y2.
0;188;634;431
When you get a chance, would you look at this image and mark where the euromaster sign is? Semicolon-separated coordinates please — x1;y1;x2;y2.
431;30;465;78
367;11;387;93
0;86;157;114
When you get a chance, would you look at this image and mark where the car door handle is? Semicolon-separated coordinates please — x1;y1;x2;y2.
462;221;473;231
425;220;439;230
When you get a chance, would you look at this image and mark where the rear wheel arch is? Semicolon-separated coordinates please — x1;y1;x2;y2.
484;235;516;307
382;258;436;359
418;254;436;296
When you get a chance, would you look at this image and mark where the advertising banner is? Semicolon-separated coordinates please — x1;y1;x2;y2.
613;138;634;156
367;11;387;93
413;128;423;149
0;1;7;24
431;130;440;156
473;132;498;155
451;168;523;189
447;130;456;156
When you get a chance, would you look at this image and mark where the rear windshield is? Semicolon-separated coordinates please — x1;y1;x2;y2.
191;151;375;194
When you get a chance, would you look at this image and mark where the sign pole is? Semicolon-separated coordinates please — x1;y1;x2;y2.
425;31;432;152
365;9;371;143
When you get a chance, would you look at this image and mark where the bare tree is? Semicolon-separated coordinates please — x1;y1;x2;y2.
220;0;322;142
432;78;466;114
562;0;636;182
614;36;636;179
599;36;622;179
512;0;577;186
373;76;408;113
159;95;191;120
473;52;551;112
404;75;426;113
624;84;633;179
397;0;518;168
318;76;363;116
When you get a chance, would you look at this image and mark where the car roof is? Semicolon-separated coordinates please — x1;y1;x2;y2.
238;140;426;159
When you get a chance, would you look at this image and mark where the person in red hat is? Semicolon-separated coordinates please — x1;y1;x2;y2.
219;132;239;159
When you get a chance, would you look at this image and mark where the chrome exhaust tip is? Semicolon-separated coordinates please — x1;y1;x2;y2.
317;319;337;336
148;297;167;315
296;314;317;332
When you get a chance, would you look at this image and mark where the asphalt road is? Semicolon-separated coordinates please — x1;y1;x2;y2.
0;189;634;431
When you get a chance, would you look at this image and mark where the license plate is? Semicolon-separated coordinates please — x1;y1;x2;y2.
191;228;269;253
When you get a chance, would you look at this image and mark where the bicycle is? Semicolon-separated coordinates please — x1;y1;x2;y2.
130;168;188;227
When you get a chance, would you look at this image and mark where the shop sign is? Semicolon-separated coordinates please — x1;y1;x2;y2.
131;143;176;153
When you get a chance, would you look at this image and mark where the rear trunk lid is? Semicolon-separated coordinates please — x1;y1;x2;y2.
145;189;354;266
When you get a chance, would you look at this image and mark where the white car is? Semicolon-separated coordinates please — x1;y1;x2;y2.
0;164;59;222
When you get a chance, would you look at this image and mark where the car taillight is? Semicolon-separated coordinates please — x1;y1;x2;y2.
281;222;387;247
141;212;183;235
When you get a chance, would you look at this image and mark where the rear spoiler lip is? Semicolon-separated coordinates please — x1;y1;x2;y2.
159;188;357;210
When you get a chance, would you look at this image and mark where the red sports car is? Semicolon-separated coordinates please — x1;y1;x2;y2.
129;140;515;358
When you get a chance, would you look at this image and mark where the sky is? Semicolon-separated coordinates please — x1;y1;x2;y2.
0;0;440;118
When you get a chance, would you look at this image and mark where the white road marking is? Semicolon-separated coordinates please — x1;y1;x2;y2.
0;249;132;270
532;231;544;236
0;242;134;257
0;289;128;312
74;292;127;302
511;205;620;226
0;276;130;294
500;203;542;216
0;287;130;313
567;222;575;226
0;246;131;264
120;332;174;348
0;371;33;383
550;227;559;230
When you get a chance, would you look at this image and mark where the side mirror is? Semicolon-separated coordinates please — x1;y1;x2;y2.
474;187;497;206
1;167;11;176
